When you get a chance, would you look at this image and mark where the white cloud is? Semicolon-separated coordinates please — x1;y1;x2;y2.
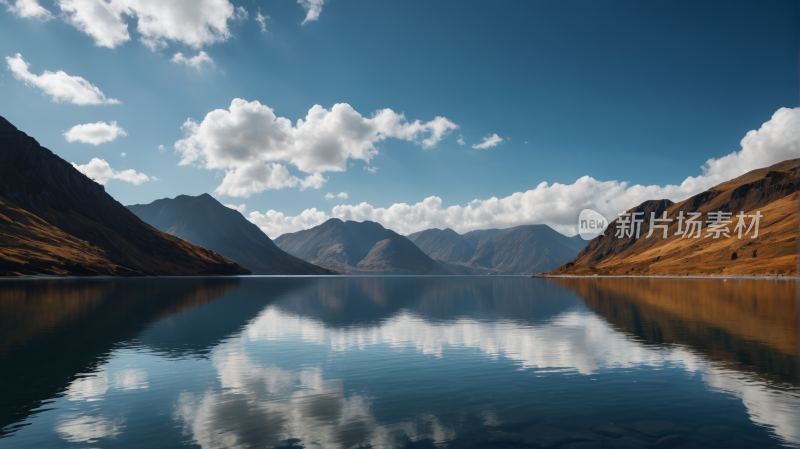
233;5;247;21
63;121;126;145
1;0;53;20
323;192;347;200
224;203;246;213
176;99;457;197
298;0;324;24
255;8;269;32
472;133;502;149
249;107;800;238
364;166;378;173
214;163;326;197
524;141;529;144
71;158;151;185
57;0;243;50
120;152;126;157
456;134;465;145
248;208;329;239
6;53;120;105
171;51;214;70
158;144;166;152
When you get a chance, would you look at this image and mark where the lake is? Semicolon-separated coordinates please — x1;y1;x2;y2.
0;276;798;448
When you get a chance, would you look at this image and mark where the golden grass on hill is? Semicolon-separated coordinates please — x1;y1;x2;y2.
548;159;799;276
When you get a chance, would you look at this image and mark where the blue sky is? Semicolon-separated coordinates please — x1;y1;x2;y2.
1;0;798;237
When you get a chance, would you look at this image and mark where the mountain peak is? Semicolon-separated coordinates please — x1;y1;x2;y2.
0;115;249;276
127;195;334;275
274;218;451;275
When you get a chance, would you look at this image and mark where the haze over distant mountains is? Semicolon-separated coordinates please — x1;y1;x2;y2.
407;225;587;275
0;116;249;277
274;219;453;275
127;194;334;275
548;159;799;276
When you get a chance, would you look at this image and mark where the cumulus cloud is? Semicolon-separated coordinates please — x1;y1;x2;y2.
6;53;120;105
171;51;214;70
120;152;126;157
364;166;378;173
248;208;329;238
472;133;503;149
176;99;457;197
158;144;166;152
456;134;465;145
255;9;269;32
63;121;126;145
57;0;243;50
298;0;324;24
214;163;326;197
224;203;246;213
248;107;800;238
1;0;53;20
323;192;347;200
71;158;151;185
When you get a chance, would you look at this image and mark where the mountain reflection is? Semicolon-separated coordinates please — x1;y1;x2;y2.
175;278;800;448
2;277;799;448
269;276;584;326
0;277;244;436
551;277;798;384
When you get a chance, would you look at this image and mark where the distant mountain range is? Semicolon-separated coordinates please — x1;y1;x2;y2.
127;194;334;275
274;219;453;275
548;159;799;276
0;116;249;276
407;225;587;275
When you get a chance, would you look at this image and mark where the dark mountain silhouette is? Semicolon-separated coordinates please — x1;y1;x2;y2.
0;116;249;277
127;194;334;275
274;219;452;275
548;159;799;276
408;225;586;275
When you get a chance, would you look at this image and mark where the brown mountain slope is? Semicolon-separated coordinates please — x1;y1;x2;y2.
547;159;799;276
0;116;249;276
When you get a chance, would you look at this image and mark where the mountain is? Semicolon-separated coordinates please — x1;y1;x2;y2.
462;229;505;250
274;219;453;275
407;225;585;275
466;225;584;274
547;159;799;276
0;116;249;276
407;228;475;263
127;194;334;275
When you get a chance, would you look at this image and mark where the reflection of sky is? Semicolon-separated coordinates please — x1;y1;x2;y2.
235;305;800;447
55;414;123;443
4;303;799;448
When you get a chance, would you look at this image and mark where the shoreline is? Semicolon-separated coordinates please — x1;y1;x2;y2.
532;274;798;280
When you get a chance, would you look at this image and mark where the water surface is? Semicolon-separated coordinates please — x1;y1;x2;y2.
0;276;798;448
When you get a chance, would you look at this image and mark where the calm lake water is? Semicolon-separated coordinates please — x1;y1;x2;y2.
0;276;798;449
